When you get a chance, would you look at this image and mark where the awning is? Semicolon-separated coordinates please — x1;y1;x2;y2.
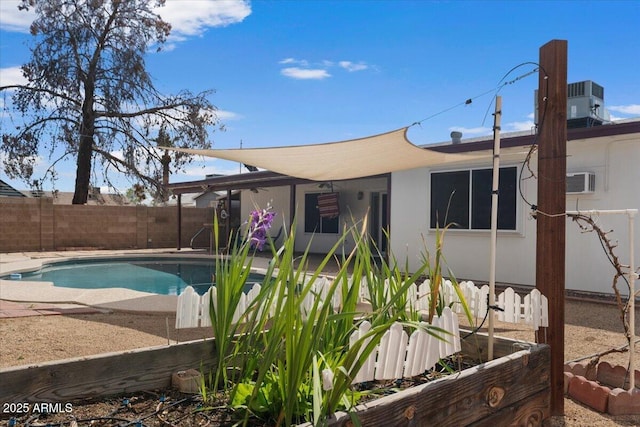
164;127;486;181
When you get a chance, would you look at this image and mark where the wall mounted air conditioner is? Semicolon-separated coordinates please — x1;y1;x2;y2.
566;172;595;194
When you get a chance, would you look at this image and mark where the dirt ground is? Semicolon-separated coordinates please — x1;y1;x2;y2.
1;299;639;426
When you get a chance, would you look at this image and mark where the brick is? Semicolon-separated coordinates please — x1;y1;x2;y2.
566;360;597;380
608;388;640;415
596;361;636;389
564;371;573;395
568;375;610;413
171;369;202;394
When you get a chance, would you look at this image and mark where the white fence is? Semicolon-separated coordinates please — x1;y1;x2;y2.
349;308;460;384
176;276;346;329
359;278;548;331
436;280;549;331
176;277;548;331
176;278;546;384
175;281;264;328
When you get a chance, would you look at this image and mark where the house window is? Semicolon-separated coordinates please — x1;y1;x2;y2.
430;166;517;230
304;193;339;234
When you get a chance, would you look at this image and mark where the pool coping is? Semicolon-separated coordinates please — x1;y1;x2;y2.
0;250;274;313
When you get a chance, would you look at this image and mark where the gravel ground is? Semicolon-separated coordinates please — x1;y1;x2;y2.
0;299;638;426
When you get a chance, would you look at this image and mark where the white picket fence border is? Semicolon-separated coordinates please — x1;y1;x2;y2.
175;282;264;329
435;280;549;331
177;275;347;328
348;307;461;385
176;277;548;331
359;278;548;331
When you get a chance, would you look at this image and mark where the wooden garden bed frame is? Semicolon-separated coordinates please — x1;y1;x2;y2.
0;332;550;426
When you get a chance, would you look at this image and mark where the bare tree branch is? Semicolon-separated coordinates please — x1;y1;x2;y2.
1;0;220;204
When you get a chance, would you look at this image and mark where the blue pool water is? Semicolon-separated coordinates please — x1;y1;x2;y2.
2;257;265;296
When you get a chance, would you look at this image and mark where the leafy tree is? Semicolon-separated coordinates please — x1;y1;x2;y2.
1;0;221;204
125;184;148;206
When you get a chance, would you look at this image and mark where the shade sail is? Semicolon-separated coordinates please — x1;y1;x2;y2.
164;127;487;181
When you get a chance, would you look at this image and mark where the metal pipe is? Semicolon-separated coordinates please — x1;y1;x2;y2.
488;96;502;361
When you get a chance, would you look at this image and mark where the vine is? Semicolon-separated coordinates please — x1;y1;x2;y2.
565;212;639;376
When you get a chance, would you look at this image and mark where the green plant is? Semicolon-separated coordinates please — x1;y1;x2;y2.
230;219;353;426
420;224;474;327
360;232;424;323
207;211;255;392
207;206;280;393
201;211;466;426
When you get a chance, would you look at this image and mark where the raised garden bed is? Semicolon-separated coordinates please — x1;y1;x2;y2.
0;332;550;426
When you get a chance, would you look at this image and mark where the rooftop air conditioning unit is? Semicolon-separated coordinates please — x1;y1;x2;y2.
566;172;595;194
534;80;609;127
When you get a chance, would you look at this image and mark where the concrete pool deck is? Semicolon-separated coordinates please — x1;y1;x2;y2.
0;249;275;316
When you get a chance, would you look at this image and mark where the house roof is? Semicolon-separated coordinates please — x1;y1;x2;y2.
428;119;640;154
0;179;26;198
53;191;130;205
166;170;320;195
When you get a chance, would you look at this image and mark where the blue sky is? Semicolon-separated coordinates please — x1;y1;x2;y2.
1;0;639;192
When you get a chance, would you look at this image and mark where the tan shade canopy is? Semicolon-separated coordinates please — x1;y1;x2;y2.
164;127;486;181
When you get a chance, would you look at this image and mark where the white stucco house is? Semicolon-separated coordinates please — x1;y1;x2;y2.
167;111;639;298
229;119;638;296
165;118;636;297
390;119;639;296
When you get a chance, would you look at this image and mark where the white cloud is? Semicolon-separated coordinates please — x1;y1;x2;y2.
0;0;250;44
216;109;242;121
279;58;308;67
156;0;251;38
281;67;331;80
505;120;536;132
339;61;368;72
279;58;370;80
449;126;491;136
0;66;26;87
180;158;243;178
608;104;640;115
0;0;35;33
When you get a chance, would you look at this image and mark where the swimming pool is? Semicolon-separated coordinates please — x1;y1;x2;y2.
2;257;266;296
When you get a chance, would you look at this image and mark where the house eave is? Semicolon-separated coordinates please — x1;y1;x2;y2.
427;120;640;154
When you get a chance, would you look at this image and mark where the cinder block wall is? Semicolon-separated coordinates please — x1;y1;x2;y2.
0;198;47;251
0;198;213;252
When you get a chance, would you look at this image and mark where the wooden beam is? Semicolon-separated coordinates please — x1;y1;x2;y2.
535;39;567;416
386;175;392;259
0;340;217;403
317;335;550;427
226;189;232;236
289;184;296;230
177;193;182;250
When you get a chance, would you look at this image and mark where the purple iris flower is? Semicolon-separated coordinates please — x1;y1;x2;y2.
248;208;276;250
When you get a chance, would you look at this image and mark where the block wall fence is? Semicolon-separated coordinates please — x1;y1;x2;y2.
0;198;214;252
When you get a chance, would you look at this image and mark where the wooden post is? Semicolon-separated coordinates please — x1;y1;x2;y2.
535;39;567;416
226;189;232;235
177;193;182;250
289;184;297;228
488;95;502;361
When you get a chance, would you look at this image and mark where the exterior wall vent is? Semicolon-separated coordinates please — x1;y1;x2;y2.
566;172;595;194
